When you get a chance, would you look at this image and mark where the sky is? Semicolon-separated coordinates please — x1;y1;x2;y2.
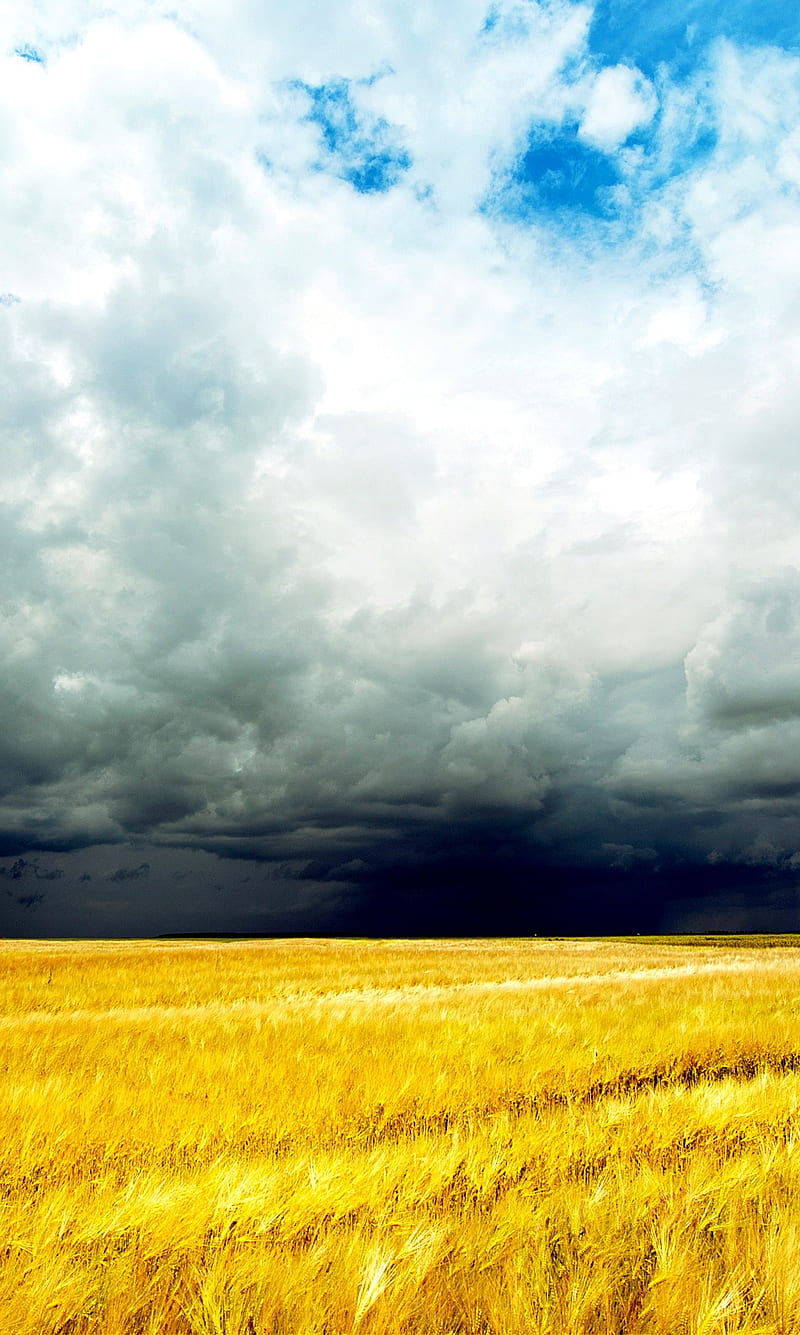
2;0;800;937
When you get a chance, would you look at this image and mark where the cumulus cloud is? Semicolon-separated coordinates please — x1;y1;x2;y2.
1;0;799;934
579;63;656;150
685;573;800;730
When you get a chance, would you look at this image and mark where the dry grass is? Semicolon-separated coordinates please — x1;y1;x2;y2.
3;936;800;1333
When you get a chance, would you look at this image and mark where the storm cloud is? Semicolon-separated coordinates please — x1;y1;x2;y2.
1;0;800;935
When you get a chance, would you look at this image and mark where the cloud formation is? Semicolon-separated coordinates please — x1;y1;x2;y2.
1;0;799;935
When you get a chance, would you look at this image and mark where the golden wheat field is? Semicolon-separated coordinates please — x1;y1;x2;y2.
3;937;800;1334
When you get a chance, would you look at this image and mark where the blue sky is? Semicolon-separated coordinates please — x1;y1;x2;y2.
588;0;799;77
2;0;800;934
296;77;412;193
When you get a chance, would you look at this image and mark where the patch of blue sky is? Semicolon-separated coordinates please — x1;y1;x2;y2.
295;77;411;195
517;130;621;217
482;124;633;237
484;68;719;237
588;0;799;81
622;91;717;190
14;44;45;64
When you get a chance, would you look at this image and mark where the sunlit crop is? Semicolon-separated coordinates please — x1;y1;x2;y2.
3;936;800;1333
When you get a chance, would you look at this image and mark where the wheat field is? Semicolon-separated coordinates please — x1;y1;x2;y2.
3;936;800;1334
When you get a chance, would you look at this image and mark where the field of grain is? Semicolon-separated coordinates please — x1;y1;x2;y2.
3;937;800;1334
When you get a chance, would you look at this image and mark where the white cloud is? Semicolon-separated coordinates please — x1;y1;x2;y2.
639;279;711;350
578;63;657;151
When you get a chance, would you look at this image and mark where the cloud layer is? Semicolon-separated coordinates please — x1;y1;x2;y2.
2;0;800;934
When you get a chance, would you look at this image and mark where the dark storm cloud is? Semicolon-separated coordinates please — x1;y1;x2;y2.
0;858;63;881
108;863;150;882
